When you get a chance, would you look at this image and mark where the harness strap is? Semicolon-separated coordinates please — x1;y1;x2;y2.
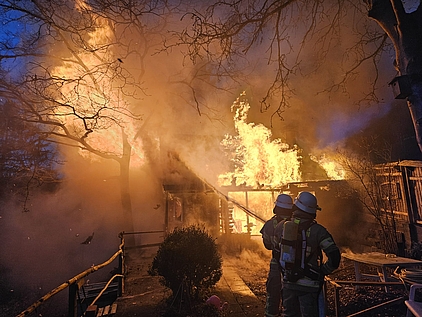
298;221;316;269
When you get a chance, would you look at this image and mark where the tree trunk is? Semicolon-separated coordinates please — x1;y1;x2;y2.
120;130;134;234
367;0;422;152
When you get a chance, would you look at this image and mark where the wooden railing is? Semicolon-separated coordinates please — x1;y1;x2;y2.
15;230;165;317
16;235;126;317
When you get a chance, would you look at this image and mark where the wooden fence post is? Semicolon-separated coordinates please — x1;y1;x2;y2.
118;234;125;296
68;283;77;317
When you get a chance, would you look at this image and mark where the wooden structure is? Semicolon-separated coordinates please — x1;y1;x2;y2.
15;239;125;317
394;161;422;244
161;150;422;253
373;160;422;250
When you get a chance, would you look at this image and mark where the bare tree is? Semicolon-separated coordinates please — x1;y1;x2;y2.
364;1;422;151
173;0;422;152
337;138;400;254
0;0;156;229
1;0;243;231
0;98;59;209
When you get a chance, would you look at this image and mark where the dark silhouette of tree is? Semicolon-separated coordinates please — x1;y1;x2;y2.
0;98;60;209
0;0;232;231
337;138;400;254
364;1;422;151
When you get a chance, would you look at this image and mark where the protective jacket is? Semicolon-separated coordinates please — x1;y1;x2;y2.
282;217;341;292
261;215;289;260
261;213;291;317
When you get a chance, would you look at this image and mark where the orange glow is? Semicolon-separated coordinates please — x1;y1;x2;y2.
229;191;277;234
219;93;301;188
311;154;346;180
219;94;347;234
51;0;145;167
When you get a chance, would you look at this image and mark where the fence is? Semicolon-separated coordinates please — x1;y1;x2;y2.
15;230;165;317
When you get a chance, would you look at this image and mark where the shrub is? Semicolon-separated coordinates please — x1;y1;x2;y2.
148;225;222;302
410;242;422;260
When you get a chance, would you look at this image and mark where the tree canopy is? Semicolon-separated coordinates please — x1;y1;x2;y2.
1;0;421;210
172;0;422;151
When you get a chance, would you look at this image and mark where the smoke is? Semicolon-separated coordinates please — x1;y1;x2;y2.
115;1;410;181
2;2;420;311
1;151;122;289
241;2;400;155
0;145;166;311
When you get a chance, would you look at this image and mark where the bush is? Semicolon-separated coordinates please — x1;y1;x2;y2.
148;225;222;302
410;242;422;260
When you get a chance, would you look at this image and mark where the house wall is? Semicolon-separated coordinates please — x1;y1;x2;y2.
165;190;221;237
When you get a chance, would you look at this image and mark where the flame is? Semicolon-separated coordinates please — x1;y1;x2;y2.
311;154;346;180
50;0;144;167
218;94;347;234
229;191;277;235
219;93;301;188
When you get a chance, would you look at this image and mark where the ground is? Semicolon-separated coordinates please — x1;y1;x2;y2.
2;246;412;317
228;250;409;317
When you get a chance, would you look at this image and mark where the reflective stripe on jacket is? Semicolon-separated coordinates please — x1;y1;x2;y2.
283;218;340;291
260;215;289;259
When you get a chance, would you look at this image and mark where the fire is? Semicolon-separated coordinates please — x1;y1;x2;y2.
228;191;278;235
50;0;144;167
219;92;301;188
311;154;346;180
218;93;347;234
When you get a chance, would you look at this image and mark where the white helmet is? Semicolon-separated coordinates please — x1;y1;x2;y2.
294;192;321;214
275;194;293;209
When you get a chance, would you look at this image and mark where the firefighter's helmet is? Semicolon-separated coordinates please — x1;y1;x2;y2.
294;191;321;214
275;194;293;209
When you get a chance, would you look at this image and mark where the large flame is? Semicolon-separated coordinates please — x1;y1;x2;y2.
50;0;144;167
311;154;346;180
219;92;301;188
219;93;346;234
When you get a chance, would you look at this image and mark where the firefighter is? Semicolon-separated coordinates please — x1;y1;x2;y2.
260;193;293;317
281;191;341;317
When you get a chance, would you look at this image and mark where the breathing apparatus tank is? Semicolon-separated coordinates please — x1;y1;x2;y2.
280;219;299;267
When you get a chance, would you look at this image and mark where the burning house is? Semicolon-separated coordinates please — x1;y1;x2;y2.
162;148;354;248
161;148;422;258
157;94;422;258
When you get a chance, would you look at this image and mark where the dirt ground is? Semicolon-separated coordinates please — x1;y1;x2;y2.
2;246;412;317
228;250;409;317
